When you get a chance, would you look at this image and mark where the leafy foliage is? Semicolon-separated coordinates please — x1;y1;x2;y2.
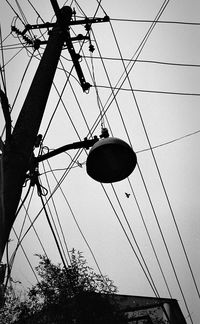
0;249;126;324
0;285;31;323
28;249;117;308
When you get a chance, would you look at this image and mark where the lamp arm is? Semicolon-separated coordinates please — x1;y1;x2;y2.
36;137;99;163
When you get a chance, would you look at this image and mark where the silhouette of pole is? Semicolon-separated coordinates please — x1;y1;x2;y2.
0;9;71;261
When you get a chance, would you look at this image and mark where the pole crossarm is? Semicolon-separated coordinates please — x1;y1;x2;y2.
21;16;110;35
12;2;110;92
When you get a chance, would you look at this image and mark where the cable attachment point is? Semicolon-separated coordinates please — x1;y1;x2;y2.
28;155;48;196
83;135;98;149
100;128;109;139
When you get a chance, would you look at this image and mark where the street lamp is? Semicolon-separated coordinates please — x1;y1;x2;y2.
86;137;137;183
35;133;137;183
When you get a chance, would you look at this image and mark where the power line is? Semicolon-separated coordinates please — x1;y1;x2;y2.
41;161;71;266
2;1;198;322
111;183;160;297
107;1;195;321
82;55;200;68
36;178;69;271
7;185;48;282
94;84;200;97
105;0;175;301
127;177;172;298
101;183;159;297
44;158;112;291
137;129;200;154
111;17;200;26
5;0;26;25
111;9;200;316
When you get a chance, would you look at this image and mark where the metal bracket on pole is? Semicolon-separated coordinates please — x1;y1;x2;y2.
12;3;110;92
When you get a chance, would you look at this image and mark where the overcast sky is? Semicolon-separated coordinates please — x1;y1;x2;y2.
1;1;200;323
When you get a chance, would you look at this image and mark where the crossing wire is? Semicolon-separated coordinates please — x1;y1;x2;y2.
107;2;196;322
101;183;160;298
41;160;71;266
111;183;160;297
58;1;167;299
89;1;196;322
54;0;189;308
44;158;113;292
110;2;200;308
1;1;198;322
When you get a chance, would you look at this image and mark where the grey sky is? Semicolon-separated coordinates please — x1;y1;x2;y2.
1;1;200;323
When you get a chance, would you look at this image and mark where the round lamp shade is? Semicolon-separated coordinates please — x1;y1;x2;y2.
86;137;137;183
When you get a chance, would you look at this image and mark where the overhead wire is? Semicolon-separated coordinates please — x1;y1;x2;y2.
0;46;23;74
5;184;48;288
58;47;164;299
40;0;110;143
101;183;159;297
37;159;114;292
43;158;113;291
5;0;26;26
127;177;172;298
109;2;198;323
1;0;70;285
36;177;68;272
8;185;33;269
0;27;7;94
0;45;34;140
110;183;160;298
6;8;107;281
85;28;166;298
0;12;49;285
59;57;92;135
41;160;70;266
14;0;28;25
87;2;195;321
72;0;172;299
111;17;200;26
78;43;112;134
86;3;175;300
89;51;105;129
14;4;84;144
112;2;200;306
82;55;200;68
94;85;200;97
108;1;196;322
69;5;158;289
69;2;170;297
137;129;200;154
2;1;198;321
4;226;40;292
90;31;132;144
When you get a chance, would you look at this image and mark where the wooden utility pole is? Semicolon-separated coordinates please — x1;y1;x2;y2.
0;9;69;261
0;3;110;263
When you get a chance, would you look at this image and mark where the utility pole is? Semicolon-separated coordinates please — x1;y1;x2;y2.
0;9;67;261
0;6;137;308
0;4;110;262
